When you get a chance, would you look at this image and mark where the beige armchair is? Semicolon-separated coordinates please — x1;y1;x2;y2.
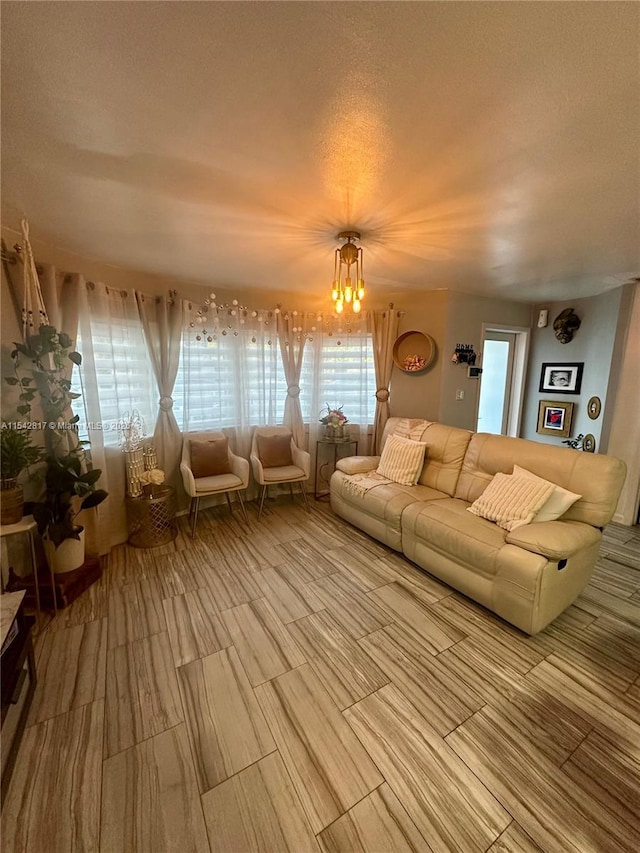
180;431;249;536
250;426;310;520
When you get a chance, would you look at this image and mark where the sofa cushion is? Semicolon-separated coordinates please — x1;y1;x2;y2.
455;432;626;527
331;470;447;534
402;498;507;578
512;465;581;523
377;434;427;485
467;472;554;531
190;437;232;478
415;423;472;496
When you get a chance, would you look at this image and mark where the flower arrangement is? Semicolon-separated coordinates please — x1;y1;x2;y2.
319;404;348;426
139;467;165;495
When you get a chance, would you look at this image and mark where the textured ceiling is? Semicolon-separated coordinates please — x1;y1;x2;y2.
1;1;638;303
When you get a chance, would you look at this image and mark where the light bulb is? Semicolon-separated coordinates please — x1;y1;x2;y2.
331;287;339;302
353;299;361;313
344;277;353;303
357;281;365;300
335;299;344;314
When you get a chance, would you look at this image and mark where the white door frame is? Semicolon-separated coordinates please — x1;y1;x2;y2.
475;324;530;437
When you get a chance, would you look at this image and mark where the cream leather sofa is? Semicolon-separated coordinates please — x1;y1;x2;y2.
330;418;626;634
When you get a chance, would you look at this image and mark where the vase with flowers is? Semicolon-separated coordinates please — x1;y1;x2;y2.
319;404;349;440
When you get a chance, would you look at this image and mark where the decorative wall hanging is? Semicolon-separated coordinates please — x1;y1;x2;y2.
553;308;581;344
582;434;596;453
587;396;601;420
537;400;574;438
451;343;476;365
538;362;584;395
393;331;437;373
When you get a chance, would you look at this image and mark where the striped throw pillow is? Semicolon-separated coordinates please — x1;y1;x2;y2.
467;472;555;532
376;434;428;486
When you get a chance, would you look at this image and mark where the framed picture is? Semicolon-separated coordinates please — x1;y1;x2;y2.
537;400;574;437
538;362;584;395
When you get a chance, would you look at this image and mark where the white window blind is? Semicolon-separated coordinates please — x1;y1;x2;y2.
174;327;288;432
72;317;156;446
301;332;376;425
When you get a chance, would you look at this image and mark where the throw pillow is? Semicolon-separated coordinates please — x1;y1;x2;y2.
190;437;232;478
376;433;428;486
467;472;555;531
258;433;293;468
513;465;582;523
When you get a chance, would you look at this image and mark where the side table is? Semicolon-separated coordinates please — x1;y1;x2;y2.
126;486;178;548
315;438;358;500
0;515;56;630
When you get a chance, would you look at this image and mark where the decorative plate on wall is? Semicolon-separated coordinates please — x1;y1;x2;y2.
583;433;596;453
587;396;601;420
393;331;436;374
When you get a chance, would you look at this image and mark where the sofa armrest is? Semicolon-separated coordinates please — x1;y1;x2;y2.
505;520;600;561
336;456;380;475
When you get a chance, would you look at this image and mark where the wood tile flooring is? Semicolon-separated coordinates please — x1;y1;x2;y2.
2;500;640;852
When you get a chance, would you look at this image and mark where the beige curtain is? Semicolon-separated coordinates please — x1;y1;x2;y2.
135;292;184;490
277;312;307;447
370;307;400;453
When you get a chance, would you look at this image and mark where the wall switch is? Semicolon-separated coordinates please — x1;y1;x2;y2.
455;389;465;401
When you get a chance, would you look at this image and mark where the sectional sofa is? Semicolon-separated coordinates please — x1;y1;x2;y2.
330;418;626;634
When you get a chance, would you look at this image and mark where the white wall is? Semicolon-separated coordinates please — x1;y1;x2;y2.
521;289;625;448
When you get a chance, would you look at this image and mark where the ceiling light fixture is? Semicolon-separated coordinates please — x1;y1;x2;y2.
331;231;365;314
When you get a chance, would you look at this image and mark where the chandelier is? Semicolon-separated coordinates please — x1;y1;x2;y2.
331;231;365;314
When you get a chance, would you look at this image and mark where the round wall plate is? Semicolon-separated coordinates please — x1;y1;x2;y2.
583;433;596;453
587;396;601;420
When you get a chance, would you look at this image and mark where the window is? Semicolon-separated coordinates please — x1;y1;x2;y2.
301;332;376;425
72;317;157;447
174;327;288;432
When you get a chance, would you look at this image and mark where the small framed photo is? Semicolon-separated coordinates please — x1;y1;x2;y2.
539;362;583;395
537;400;574;437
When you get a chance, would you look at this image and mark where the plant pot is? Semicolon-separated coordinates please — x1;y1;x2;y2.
44;527;86;574
1;482;24;525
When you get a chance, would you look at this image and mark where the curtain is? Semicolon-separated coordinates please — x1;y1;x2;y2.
176;314;287;478
370;307;400;453
277;313;307;447
74;283;157;549
135;292;183;492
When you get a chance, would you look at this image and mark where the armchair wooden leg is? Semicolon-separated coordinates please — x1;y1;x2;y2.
257;485;268;521
237;491;249;524
191;497;200;538
299;481;311;512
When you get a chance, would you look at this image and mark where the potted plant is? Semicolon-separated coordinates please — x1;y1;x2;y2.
6;324;108;571
0;426;42;524
33;450;107;573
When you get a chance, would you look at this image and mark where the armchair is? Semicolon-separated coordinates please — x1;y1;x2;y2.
250;426;310;520
180;431;249;536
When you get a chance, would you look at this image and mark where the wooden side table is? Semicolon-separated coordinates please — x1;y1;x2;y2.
315;438;358;499
126;486;178;548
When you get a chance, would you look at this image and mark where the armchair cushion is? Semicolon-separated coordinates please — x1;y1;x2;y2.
190;437;232;478
258;434;293;468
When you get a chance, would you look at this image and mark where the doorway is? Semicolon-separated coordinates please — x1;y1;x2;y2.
475;325;530;436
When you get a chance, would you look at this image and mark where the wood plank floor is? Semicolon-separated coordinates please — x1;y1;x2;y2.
2;499;640;852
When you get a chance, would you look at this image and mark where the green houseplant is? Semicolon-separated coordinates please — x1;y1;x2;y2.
0;427;42;524
6;324;108;571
